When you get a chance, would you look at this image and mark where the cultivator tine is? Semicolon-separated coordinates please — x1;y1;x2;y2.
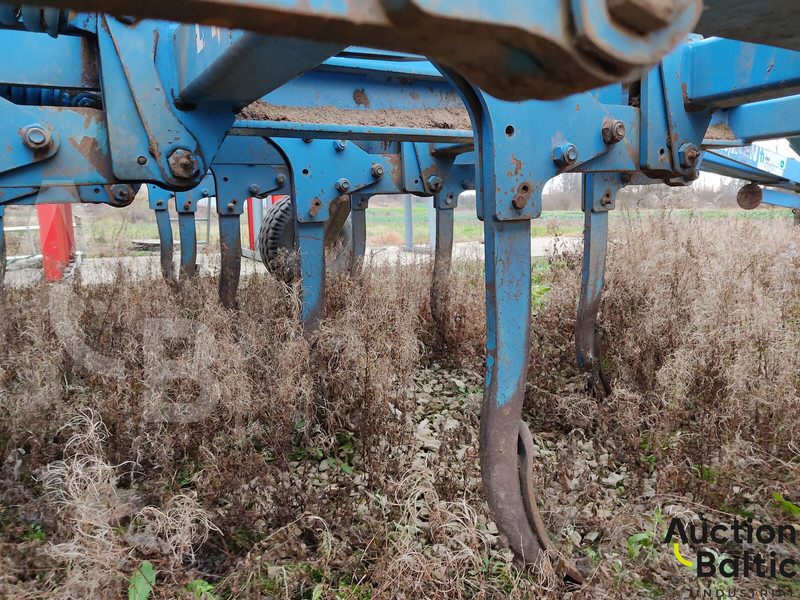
177;210;198;279
350;194;368;276
297;221;325;332
154;207;175;280
217;213;241;309
481;217;550;566
0;207;6;294
431;195;454;335
518;421;584;583
149;186;175;281
576;174;622;399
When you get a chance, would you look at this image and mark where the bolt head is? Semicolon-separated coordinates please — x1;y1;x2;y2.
249;184;260;195
183;202;191;211
678;143;700;168
109;184;134;206
552;143;579;167
602;119;626;145
335;140;348;152
276;174;286;186
371;164;385;178
167;148;200;180
226;202;235;212
156;200;163;206
427;175;443;193
335;178;351;193
21;124;52;152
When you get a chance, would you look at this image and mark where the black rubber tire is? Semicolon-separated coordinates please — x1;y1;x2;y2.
258;196;353;282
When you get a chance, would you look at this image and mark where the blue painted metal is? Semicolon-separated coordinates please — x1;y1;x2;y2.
682;38;800;108
7;0;701;101
176;27;341;109
0;29;99;89
761;188;800;210
725;95;800;142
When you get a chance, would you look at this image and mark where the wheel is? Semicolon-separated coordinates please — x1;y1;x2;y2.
258;196;353;282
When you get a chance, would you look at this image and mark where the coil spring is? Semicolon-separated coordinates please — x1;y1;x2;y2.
0;5;69;37
0;86;102;108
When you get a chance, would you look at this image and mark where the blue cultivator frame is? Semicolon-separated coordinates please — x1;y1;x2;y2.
4;0;800;582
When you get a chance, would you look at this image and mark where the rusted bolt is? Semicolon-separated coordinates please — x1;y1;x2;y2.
183;201;191;211
678;142;700;168
335;178;351;193
371;164;384;178
249;184;260;195
600;191;613;206
110;184;133;203
226;202;236;212
335;140;348;152
602;118;626;145
275;173;286;186
552;143;579;168
21;124;52;152
462;179;474;190
607;0;675;35
427;175;443;194
201;188;209;197
156;200;163;207
137;155;147;165
512;181;533;210
302;138;313;144
167;148;200;180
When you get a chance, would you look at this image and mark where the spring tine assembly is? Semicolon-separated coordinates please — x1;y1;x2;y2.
575;174;624;399
431;186;456;337
148;185;175;282
350;193;369;276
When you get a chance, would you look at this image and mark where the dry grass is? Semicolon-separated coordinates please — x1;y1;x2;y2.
1;213;799;598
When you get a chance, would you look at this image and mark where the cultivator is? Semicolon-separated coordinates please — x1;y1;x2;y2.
4;0;800;581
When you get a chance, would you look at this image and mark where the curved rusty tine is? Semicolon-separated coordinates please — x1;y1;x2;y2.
518;421;584;584
148;185;175;282
442;66;584;579
481;217;548;566
575;208;611;398
177;210;198;279
350;194;369;276
430;199;454;335
0;207;6;294
217;213;241;309
576;174;624;399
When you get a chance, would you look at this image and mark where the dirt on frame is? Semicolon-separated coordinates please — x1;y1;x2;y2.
1;213;799;599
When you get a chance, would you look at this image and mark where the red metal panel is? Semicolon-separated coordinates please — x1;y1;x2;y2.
246;197;255;251
37;204;74;281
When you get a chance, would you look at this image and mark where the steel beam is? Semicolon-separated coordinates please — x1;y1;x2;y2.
682;38;800;108
176;28;343;109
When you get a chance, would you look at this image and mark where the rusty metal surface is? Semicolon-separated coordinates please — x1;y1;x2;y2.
217;213;241;309
575;209;611;399
177;211;198;279
430;206;453;336
518;421;583;584
737;182;763;210
153;207;174;281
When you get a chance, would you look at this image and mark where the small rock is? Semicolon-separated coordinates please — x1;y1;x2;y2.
318;459;329;472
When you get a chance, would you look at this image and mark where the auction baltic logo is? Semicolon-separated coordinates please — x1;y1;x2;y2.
665;517;798;579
